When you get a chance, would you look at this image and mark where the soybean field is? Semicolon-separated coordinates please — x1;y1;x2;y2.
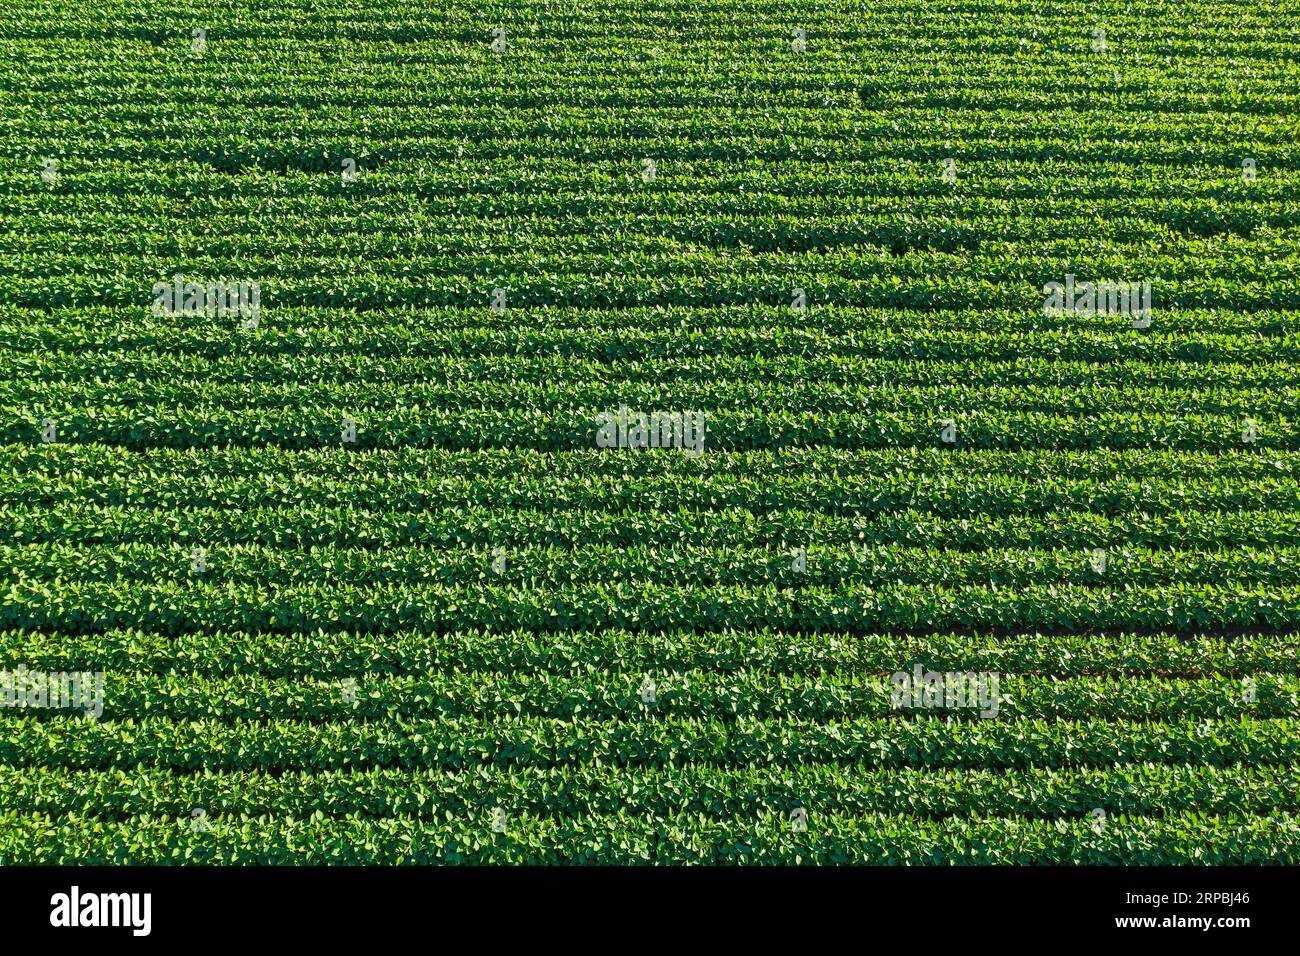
1;0;1299;863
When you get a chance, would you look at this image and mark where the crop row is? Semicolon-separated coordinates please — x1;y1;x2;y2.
10;136;1297;182
7;443;1291;483
9;322;1297;364
3;628;1290;678
12;463;1297;515
5;578;1299;634
5;304;1297;337
0;670;1291;722
13;352;1300;398
4;409;1291;451
4;157;1296;206
7;377;1296;421
3;503;1293;551
3;201;1292;256
4;277;1296;314
8;543;1300;590
9;180;1294;223
1;714;1296;772
3;808;1295;865
4;762;1297;820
